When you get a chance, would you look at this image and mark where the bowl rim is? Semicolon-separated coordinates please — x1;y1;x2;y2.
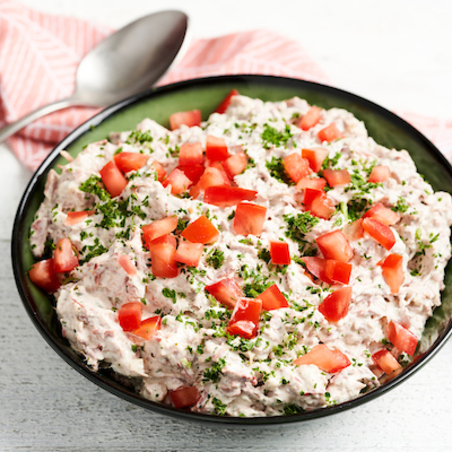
11;74;452;425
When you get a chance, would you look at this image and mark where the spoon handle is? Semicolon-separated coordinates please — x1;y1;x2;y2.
0;97;79;143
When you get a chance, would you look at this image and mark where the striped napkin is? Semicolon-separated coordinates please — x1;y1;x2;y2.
1;0;451;170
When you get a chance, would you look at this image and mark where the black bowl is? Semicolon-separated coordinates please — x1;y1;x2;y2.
12;75;452;425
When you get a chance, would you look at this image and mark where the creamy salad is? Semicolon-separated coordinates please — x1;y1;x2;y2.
28;93;452;417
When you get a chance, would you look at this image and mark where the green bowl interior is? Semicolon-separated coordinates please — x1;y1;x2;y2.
14;76;452;424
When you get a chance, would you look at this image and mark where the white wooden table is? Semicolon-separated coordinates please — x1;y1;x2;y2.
1;1;451;450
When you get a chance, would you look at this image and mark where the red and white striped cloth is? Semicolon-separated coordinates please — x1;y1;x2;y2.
1;0;451;170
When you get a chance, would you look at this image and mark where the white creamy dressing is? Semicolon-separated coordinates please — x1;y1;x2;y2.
30;95;452;417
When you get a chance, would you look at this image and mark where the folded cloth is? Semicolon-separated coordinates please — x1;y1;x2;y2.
0;0;451;170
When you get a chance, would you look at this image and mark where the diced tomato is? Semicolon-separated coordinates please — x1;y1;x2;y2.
114;152;149;173
190;167;229;199
294;344;351;373
206;135;229;161
169;110;202;130
150;160;166;181
142;216;178;248
133;316;162;340
100;161;128;197
53;238;78;273
372;349;402;374
258;284;289;311
302;256;332;285
162;168;192;195
222;151;248;179
181;215;219;244
387;321;418;356
174;241;204;267
207;161;230;184
177;165;205;185
205;278;244;309
316;230;354;262
170;386;201;409
148;235;178;278
378;254;404;294
270;241;291;265
343;218;364;241
302;188;323;209
323;169;351;187
368;165;390;183
204;186;258;208
233;202;267;236
283;153;311;183
318;287;352;322
296;176;327;191
178;142;203;166
118;254;137;276
64;210;94;226
362;218;396;251
296;106;322;131
227;297;262;339
317;123;343;142
28;258;60;292
310;192;336;220
215;89;239;114
363;202;399;226
302;147;329;172
118;302;142;331
324;260;352;285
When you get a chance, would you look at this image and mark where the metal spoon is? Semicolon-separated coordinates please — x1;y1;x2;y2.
0;10;189;143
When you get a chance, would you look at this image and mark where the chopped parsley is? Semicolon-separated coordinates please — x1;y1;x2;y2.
283;212;319;255
265;156;293;185
162;288;177;304
261;124;293;149
203;358;226;383
79;175;110;201
206;249;225;269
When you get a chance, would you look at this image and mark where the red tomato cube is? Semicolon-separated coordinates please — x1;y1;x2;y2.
133;316;161;340
318;287;352;322
227;298;262;339
294;344;351;373
170;386;201;409
310;192;336;220
177;164;205;185
316;230;354;262
169;110;202;130
118;302;142;331
302;256;332;285
178;142;203;166
118;255;137;276
363;202;400;226
150;160;167;181
302;147;329;172
233;202;267;236
371;349;402;374
28;258;61;292
215;89;239;114
222;151;248;179
64;210;94;226
324;260;352;285
343;218;364;241
174;241;204;267
190;167;229;199
142;216;178;248
270;241;291;265
114;152;149;173
362;218;396;251
296;106;322;131
205;278;244;309
378;254;404;294
53;238;79;273
148;235;179;278
206;135;229;161
204;186;258;208
296;176;327;191
368;165;390;183
181;215;219;244
323;169;351;187
302;188;323;209
387;321;418;356
317;123;343;142
283;153;311;183
258;284;289;311
162;168;192;195
100;161;128;198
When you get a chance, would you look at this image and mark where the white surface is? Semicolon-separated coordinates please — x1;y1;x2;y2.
1;1;451;450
